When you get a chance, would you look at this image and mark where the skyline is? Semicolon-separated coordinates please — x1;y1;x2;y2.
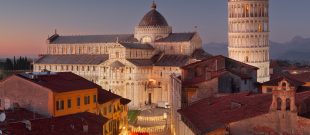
0;0;310;57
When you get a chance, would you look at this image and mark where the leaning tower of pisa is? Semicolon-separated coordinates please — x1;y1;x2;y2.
228;0;270;82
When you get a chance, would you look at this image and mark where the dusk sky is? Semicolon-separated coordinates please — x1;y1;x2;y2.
0;0;309;57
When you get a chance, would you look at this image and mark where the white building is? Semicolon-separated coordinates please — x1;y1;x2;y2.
34;2;210;108
228;0;270;83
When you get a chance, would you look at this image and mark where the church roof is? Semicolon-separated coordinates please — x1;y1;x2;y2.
49;34;138;44
48;33;197;44
127;54;190;67
138;2;169;27
119;42;154;50
36;55;109;65
127;59;154;66
156;33;196;42
154;54;190;67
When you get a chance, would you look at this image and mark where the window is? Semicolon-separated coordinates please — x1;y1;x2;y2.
67;99;72;108
104;107;107;115
77;97;81;106
93;95;97;103
245;56;249;62
115;52;120;58
56;100;64;110
142;36;152;43
84;96;90;105
109;105;112;113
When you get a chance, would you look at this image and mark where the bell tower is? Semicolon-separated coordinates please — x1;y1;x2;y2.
228;0;270;83
270;79;297;112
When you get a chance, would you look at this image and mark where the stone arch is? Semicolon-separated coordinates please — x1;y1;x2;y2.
286;98;291;111
277;97;282;110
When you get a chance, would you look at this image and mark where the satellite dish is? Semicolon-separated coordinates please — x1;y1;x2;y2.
0;113;6;122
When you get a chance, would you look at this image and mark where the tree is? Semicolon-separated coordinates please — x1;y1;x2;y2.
4;58;13;70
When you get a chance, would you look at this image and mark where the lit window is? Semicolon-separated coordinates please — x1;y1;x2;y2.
116;52;120;58
142;36;152;43
84;96;90;105
56;100;64;110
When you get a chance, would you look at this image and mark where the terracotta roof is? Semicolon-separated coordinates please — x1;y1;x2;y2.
49;34;138;44
97;89;130;105
156;33;196;42
178;91;310;134
178;93;272;134
290;72;310;82
1;112;108;135
17;72;101;93
154;54;190;67
182;55;258;70
120;98;131;105
191;49;213;60
36;55;109;65
0;108;44;124
262;73;305;87
119;42;154;50
97;89;121;104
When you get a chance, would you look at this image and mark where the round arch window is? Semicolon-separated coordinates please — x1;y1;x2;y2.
142;36;152;43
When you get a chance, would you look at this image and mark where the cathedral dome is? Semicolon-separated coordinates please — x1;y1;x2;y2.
138;2;169;27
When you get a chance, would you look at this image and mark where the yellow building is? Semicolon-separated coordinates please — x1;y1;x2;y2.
97;89;130;135
0;71;130;135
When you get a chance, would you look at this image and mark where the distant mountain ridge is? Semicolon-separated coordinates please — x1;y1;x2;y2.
203;36;310;62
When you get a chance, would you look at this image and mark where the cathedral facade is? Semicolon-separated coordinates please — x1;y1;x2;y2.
33;2;209;108
228;0;270;82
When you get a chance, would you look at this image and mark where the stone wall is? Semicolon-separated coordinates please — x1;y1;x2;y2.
0;75;52;116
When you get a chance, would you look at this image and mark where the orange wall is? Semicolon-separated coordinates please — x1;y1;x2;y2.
53;88;97;117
